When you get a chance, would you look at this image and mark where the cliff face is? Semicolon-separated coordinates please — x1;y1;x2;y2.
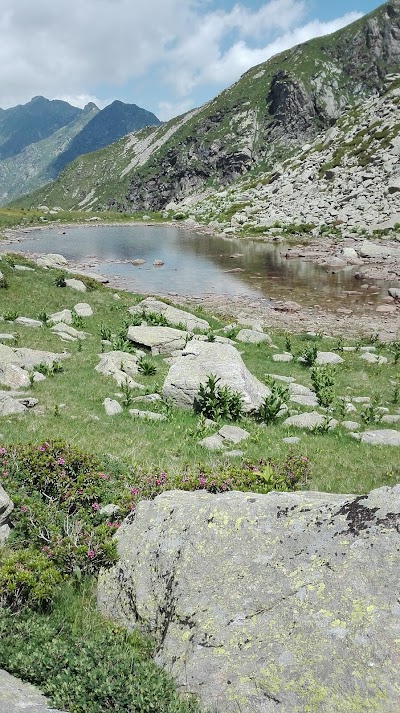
15;1;400;212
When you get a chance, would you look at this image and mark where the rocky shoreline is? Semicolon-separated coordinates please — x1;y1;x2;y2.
1;221;399;340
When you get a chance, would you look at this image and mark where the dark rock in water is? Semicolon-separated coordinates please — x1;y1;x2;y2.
98;486;400;713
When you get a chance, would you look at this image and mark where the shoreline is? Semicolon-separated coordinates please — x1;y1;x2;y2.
1;219;399;340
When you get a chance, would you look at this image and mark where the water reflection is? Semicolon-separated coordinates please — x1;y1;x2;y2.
6;224;386;307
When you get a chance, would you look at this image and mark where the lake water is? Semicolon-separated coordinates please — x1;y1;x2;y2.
7;224;386;307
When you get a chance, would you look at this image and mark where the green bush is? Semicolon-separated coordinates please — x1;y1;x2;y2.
0;584;200;713
0;276;8;289
4;441;120;576
137;356;157;376
301;343;318;367
0;548;62;611
255;379;289;424
195;374;244;421
310;365;335;408
53;271;66;288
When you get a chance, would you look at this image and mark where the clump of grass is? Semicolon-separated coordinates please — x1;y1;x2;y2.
195;374;244;421
137;356;157;376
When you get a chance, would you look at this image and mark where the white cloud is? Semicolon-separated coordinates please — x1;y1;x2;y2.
165;10;363;95
0;0;365;119
54;94;109;110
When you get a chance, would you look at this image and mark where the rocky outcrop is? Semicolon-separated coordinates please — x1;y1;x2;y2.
98;486;400;713
127;325;189;355
0;484;13;542
0;669;64;712
162;340;270;411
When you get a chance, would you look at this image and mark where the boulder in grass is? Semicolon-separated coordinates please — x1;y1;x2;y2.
163;340;270;412
36;253;68;269
130;297;209;332
127;325;189;355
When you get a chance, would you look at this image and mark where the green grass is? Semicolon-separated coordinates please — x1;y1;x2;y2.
0;254;399;495
0;207;167;238
0;580;201;713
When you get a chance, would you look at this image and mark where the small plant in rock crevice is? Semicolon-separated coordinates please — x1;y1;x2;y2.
195;374;244;421
255;379;290;424
137;356;157;376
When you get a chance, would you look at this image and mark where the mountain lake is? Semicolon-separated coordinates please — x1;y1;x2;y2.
6;223;388;310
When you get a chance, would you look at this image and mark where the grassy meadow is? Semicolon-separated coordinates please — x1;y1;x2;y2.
0;251;399;495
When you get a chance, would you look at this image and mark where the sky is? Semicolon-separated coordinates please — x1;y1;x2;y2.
0;0;384;121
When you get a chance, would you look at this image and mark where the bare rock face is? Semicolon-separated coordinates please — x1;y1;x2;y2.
0;668;64;712
0;484;13;542
162;340;270;411
127;325;189;355
98;487;400;713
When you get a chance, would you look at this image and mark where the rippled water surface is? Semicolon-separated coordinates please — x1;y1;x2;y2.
8;224;387;307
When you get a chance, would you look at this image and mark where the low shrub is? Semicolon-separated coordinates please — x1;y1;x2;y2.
310;365;335;408
195;374;244;421
255;379;289;424
0;548;62;612
137;356;157;376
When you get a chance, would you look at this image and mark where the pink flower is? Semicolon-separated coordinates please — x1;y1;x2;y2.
114;522;120;529
92;502;99;511
2;471;8;478
0;448;6;455
129;503;136;511
106;521;112;527
87;549;95;559
39;445;46;452
199;476;207;486
130;487;139;495
20;505;27;513
57;458;65;466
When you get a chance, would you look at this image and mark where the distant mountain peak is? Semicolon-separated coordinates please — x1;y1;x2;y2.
83;102;99;113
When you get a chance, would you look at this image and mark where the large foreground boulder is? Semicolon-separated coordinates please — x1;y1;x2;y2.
98;487;400;713
162;340;270;411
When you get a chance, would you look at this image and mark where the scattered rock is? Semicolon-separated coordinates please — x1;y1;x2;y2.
49;309;73;325
282;436;301;444
388;287;400;300
163;340;270;412
351;429;400;446
129;409;166;421
283;411;336;430
235;329;272;345
51;323;87;339
272;352;293;362
128;325;189;355
289;393;319;407
360;352;388;365
98;486;400;713
0;334;15;341
15;317;43;327
0;394;28;415
131;259;146;266
218;425;250;444
199;434;225;450
341;420;361;431
381;414;400;424
74;303;93;317
103;398;123;416
130;298;209;331
0;668;64;712
65;278;87;292
96;351;143;388
316;352;344;365
0;484;13;542
153;260;164;266
36;253;68;269
130;393;162;404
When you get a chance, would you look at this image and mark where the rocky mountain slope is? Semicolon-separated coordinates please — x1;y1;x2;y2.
187;73;400;238
0;99;160;205
17;0;400;213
